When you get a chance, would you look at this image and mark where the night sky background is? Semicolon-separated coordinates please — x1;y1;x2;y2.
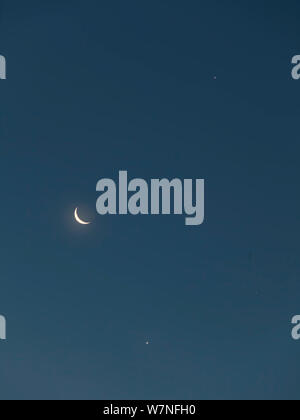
1;0;300;400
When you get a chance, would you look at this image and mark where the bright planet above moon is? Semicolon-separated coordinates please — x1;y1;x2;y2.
74;208;91;225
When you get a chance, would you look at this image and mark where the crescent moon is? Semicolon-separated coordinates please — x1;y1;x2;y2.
74;208;91;225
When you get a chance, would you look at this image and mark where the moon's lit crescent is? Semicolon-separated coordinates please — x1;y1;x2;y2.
74;208;91;225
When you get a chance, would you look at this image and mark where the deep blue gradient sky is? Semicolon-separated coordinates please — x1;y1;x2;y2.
1;0;300;400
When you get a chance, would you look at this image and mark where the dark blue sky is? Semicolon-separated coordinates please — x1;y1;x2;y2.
1;0;300;400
